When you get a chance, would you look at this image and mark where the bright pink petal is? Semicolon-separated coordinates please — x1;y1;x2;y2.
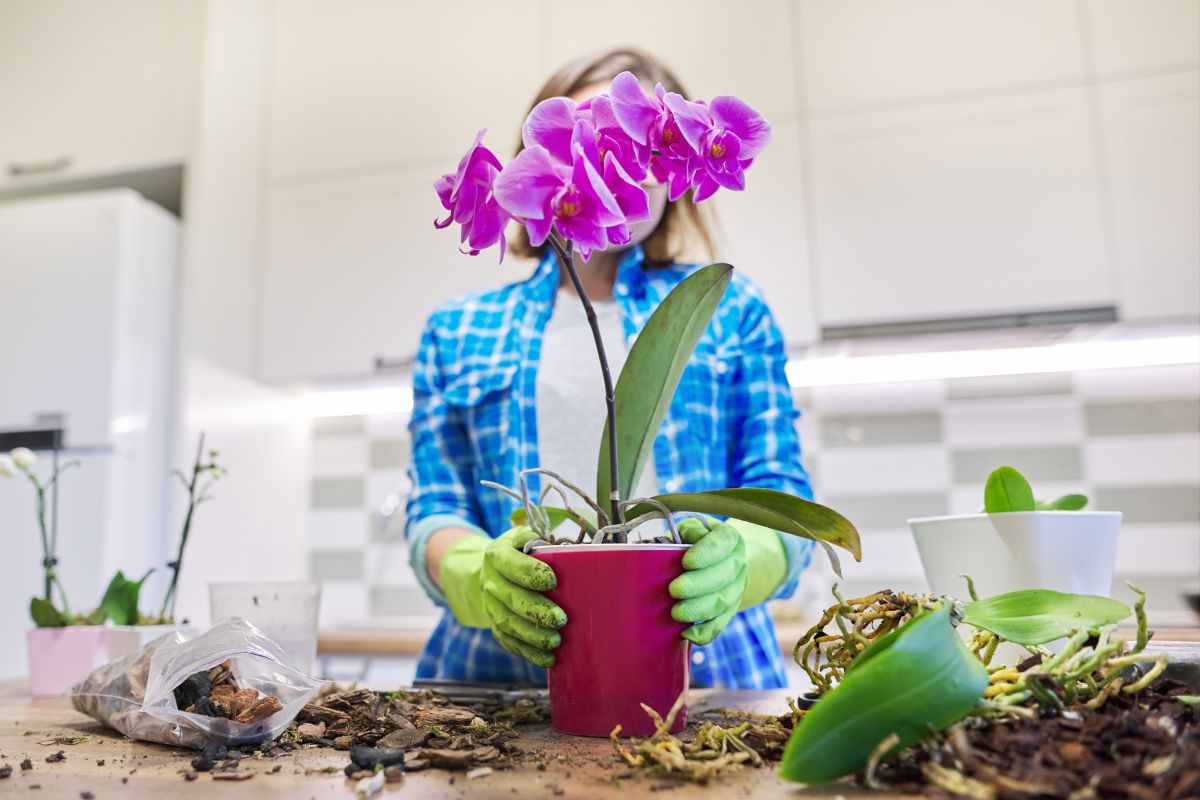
493;146;564;220
609;71;659;146
522;97;578;164
662;93;711;153
603;155;650;224
709;96;772;159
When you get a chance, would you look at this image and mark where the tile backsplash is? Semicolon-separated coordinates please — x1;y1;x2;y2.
308;362;1200;629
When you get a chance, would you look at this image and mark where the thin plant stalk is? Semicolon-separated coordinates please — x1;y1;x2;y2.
20;459;77;619
545;230;624;533
160;433;207;619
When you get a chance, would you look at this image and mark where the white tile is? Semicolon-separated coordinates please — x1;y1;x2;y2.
365;413;410;439
815;445;950;494
365;543;420;587
943;397;1083;447
547;0;800;120
1114;523;1200;577
837;529;927;582
1084;434;1200;485
808;379;946;415
1097;71;1200;320
810;88;1113;328
1073;364;1200;400
268;0;543;178
317;582;369;628
309;508;370;549
1084;0;1200;76
311;436;369;477
798;0;1085;111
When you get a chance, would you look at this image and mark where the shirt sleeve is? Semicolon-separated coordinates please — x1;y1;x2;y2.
726;282;816;601
405;316;489;607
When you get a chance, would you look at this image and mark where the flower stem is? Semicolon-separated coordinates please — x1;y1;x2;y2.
545;232;624;534
160;432;205;619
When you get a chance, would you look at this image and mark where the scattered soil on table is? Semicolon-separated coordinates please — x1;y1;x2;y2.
863;679;1199;799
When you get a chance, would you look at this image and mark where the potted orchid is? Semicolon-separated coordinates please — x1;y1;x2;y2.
2;437;219;695
434;72;861;735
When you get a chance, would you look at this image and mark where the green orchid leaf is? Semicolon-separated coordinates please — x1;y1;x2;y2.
510;506;577;532
961;589;1131;645
984;466;1036;513
97;569;153;626
779;604;987;785
1176;695;1200;707
597;263;732;506
624;488;862;564
30;597;67;628
1037;493;1089;511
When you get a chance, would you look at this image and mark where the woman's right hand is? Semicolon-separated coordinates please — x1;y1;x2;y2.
436;526;567;668
481;527;567;668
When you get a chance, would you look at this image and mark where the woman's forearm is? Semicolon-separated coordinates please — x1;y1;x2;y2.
425;527;479;589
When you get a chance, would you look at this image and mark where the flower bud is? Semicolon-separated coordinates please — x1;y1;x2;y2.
10;448;36;469
0;454;14;478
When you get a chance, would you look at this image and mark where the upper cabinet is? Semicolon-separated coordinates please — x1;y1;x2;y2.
0;0;200;190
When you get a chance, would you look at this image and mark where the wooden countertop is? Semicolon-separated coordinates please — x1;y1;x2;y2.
0;680;894;798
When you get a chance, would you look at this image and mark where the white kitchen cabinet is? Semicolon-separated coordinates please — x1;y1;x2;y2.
712;120;818;345
0;0;200;190
1084;0;1200;77
796;0;1085;113
1097;71;1200;321
266;0;542;181
809;87;1114;329
258;167;517;383
546;0;799;121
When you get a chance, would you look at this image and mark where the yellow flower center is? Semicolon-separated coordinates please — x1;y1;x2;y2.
709;143;724;158
661;128;674;143
558;200;579;217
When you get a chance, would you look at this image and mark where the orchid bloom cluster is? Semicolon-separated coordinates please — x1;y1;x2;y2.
435;71;771;261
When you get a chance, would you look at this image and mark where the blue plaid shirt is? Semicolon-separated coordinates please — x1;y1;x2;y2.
405;244;814;688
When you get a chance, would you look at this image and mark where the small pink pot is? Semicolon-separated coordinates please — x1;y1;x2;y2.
26;626;114;697
532;543;690;738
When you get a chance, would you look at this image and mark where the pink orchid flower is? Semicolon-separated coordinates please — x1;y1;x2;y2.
664;93;772;202
434;129;510;261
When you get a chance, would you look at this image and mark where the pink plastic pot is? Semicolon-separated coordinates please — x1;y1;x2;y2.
26;626;114;697
532;543;690;737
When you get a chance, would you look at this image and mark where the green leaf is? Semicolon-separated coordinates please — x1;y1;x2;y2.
624;488;862;563
1038;493;1089;511
1176;695;1200;707
961;589;1131;645
779;604;987;785
597;263;732;506
983;466;1035;513
96;569;153;626
510;506;574;531
30;597;66;627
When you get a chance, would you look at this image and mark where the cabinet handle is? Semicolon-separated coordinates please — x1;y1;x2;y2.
9;155;74;177
374;355;414;372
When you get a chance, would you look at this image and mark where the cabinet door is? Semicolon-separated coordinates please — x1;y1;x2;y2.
809;88;1115;329
266;0;542;181
0;0;199;188
258;168;514;383
1098;71;1200;321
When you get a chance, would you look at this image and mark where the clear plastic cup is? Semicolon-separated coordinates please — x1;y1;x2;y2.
209;581;322;675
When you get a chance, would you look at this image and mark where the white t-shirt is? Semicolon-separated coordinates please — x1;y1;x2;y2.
535;289;660;538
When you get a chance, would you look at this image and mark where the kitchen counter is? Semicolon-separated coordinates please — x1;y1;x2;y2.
0;680;894;799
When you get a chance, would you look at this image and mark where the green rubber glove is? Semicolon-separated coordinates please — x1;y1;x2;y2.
439;526;567;668
668;518;788;645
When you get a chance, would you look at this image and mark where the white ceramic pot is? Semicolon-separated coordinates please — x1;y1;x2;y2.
909;511;1123;599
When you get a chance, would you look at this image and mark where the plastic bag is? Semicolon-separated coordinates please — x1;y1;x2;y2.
71;617;326;749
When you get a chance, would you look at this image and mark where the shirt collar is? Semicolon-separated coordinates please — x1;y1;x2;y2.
528;243;647;303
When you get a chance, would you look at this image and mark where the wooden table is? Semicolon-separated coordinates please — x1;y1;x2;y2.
0;680;894;799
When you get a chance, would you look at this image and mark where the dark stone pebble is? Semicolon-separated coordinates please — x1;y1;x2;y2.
349;745;406;769
0;764;10;779
189;757;214;773
184;772;198;781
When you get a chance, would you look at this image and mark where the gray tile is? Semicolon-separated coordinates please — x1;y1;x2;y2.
371;509;407;542
311;477;364;508
947;372;1072;400
1093;486;1200;523
370;586;437;617
309;550;363;581
820;493;948;529
820;412;942;449
1085;399;1200;437
370;439;410;470
314;416;366;437
952;447;1082;484
1110;575;1200;613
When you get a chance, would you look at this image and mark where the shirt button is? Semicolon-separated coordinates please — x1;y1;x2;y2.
691;650;706;665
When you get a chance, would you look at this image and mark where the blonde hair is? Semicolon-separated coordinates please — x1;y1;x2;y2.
507;47;718;265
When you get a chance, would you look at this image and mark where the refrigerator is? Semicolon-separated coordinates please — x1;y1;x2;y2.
0;189;179;679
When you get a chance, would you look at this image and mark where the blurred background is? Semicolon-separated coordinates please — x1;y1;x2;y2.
1;0;1197;683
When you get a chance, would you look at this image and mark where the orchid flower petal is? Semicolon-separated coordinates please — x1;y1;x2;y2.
523;97;579;164
609;71;659;146
709;95;772;160
493;145;564;220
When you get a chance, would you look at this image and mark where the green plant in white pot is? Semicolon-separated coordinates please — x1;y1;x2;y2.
909;466;1122;601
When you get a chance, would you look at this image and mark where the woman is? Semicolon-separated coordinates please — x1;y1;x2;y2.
406;48;814;688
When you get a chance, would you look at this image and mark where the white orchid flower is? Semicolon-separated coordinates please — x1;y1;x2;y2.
10;447;36;469
0;454;14;478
